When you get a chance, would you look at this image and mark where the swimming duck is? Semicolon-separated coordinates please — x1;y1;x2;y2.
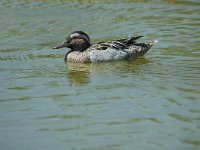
53;31;157;63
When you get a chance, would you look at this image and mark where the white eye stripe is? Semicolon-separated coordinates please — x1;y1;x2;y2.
70;33;90;43
70;33;80;38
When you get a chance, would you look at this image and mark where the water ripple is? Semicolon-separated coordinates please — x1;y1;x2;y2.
1;0;200;150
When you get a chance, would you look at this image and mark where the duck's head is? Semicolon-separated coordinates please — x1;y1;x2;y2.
53;31;91;52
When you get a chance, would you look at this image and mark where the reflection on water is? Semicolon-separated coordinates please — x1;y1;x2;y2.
66;58;151;85
0;0;200;150
67;63;90;85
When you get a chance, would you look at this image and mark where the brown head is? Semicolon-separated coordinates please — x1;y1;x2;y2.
53;31;91;52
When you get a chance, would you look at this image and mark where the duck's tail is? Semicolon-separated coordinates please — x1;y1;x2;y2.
145;40;159;47
126;39;159;57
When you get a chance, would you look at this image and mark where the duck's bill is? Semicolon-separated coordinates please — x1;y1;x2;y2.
53;41;68;49
53;45;63;49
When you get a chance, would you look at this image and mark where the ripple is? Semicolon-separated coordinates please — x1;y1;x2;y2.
27;53;63;60
188;109;200;113
36;114;83;120
180;139;200;146
0;48;25;53
7;85;31;91
36;126;79;132
166;97;182;106
169;113;196;123
1;0;200;149
107;117;163;125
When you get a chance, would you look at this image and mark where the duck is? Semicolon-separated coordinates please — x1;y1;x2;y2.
53;31;158;63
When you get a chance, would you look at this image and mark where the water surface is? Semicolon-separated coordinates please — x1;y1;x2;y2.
0;0;200;149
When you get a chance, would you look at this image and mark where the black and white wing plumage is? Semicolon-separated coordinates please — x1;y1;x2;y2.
92;36;143;51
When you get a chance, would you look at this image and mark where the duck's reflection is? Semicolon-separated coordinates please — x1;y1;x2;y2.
66;63;90;85
66;57;151;85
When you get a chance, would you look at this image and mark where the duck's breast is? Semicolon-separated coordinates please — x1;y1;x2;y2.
67;51;90;63
89;48;128;62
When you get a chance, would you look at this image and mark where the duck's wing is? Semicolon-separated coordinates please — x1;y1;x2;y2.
90;36;143;51
116;36;143;46
92;41;128;50
92;36;143;50
89;41;129;62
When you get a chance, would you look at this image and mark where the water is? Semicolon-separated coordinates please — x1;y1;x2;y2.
0;0;200;149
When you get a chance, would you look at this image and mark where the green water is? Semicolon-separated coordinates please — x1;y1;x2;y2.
0;0;200;149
